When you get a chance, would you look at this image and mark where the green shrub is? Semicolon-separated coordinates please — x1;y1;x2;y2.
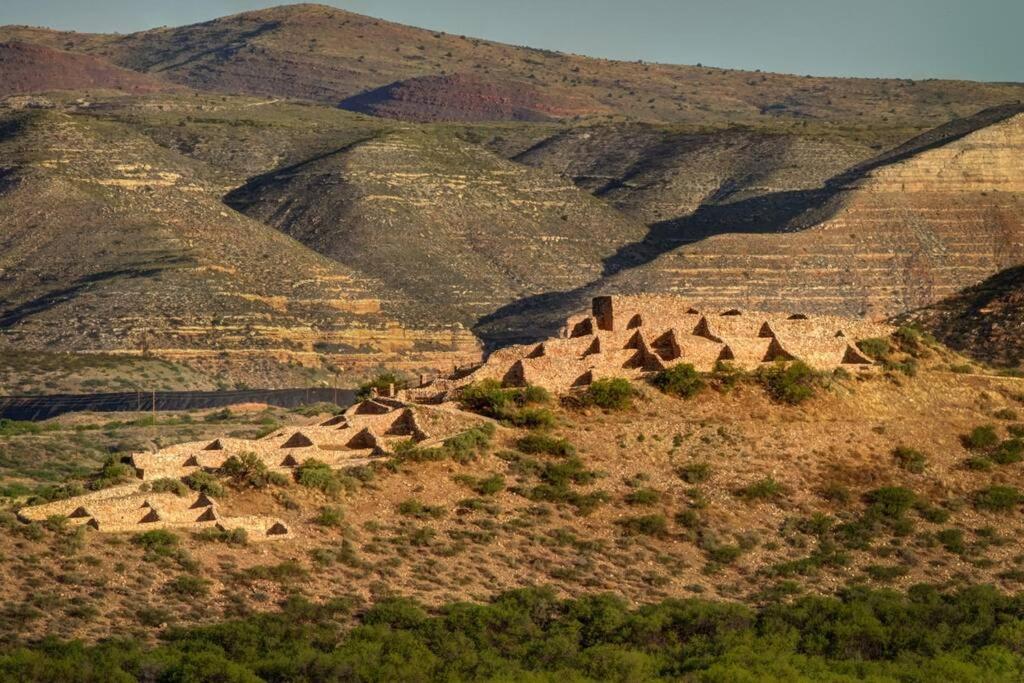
677;462;712;484
132;529;178;554
616;514;668;537
883;358;918;377
964;456;993;471
857;338;891;360
991;439;1024;465
220;453;287;489
709;361;745;392
864;487;917;521
505;407;556;429
295;459;341;495
624;487;661;506
183;471;225;497
964;425;1000;450
313;506;345;527
164;575;209;598
1009;424;1024;438
87;457;134;490
147;478;188;496
757;361;819;405
995;408;1020;421
893;446;927;473
516;433;574;457
650;363;705;398
581;378;634;410
459;380;552;427
398;499;446;519
864;564;908;582
736;477;786;501
949;363;974;374
193;526;247;546
973;486;1024;513
454;473;505;496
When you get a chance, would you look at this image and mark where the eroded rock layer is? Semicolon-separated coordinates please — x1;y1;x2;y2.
0;111;481;381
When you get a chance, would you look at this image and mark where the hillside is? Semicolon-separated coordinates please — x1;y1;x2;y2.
0;109;481;384
224;125;649;327
478;108;1024;344
4;338;1024;647
2;4;1023;129
904;266;1024;369
0;41;173;98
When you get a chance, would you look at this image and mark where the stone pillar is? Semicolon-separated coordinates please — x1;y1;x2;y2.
592;296;614;331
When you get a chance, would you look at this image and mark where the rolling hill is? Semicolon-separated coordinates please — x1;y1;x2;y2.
2;4;1023;130
0;108;480;384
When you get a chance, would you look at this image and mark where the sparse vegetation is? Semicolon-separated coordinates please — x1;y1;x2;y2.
580;378;634;410
649;363;705;398
756;361;819;404
220;452;289;489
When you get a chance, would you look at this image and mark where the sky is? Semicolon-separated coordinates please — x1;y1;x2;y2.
0;0;1020;82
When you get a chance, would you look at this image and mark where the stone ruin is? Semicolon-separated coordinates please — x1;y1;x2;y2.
407;295;892;397
19;397;478;540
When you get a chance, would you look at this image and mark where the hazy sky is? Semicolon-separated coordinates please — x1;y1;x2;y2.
1;0;1020;82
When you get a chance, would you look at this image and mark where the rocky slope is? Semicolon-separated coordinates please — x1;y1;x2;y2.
224;126;649;328
0;41;174;98
903;266;1024;369
0;110;480;383
478;108;1024;344
2;4;1023;129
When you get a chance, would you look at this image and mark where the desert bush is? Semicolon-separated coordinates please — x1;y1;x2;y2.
617;514;668;537
963;425;1000;450
991;439;1024;465
864;487;917;522
146;478;188;496
994;408;1020;421
857;338;891;360
459;380;552;427
313;506;345;527
650;363;705;398
164;575;209;598
516;433;574;457
581;378;634;410
183;471;225;497
454;474;505;496
756;361;819;405
87;457;134;490
973;486;1023;513
220;453;288;489
893;446;927;473
295;459;341;496
709;361;745;392
677;462;712;484
624;487;661;506
398;499;446;519
194;527;247;546
736;477;786;501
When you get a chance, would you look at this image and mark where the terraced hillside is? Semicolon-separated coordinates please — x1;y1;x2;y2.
3;4;1023;129
904;266;1024;370
0;109;480;384
478;108;1024;344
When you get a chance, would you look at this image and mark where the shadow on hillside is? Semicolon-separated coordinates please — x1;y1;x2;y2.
474;103;1024;351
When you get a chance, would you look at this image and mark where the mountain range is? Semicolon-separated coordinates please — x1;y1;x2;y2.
0;3;1022;385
